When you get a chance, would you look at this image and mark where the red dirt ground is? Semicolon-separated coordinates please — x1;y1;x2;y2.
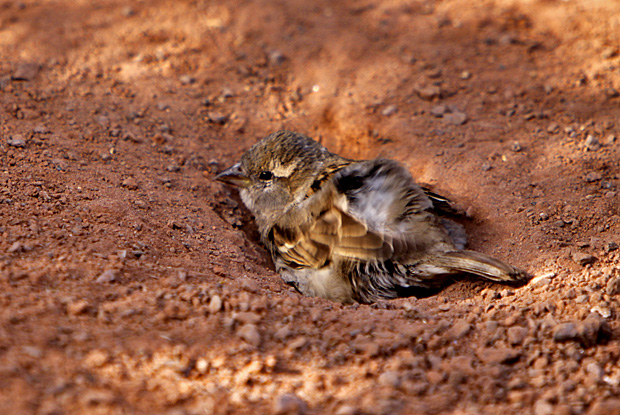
1;0;620;414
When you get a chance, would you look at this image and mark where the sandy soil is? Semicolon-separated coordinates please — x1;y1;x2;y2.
1;0;620;413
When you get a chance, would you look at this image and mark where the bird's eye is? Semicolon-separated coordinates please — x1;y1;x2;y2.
258;171;274;181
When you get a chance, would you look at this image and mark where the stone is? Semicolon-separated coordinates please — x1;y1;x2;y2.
584;172;602;182
96;270;116;283
237;323;260;347
546;123;559;134
553;323;579;342
553;315;611;346
586;362;604;383
585;135;601;151
431;104;447;117
534;399;554;415
476;347;521;364
179;75;196;85
208;295;222;313
335;405;359;415
382;105;398;116
414;85;441;101
578;313;611;347
443;111;468;125
590;400;620;415
121;177;139;190
269;50;286;65
7;135;26;148
207;112;228;124
446;321;472;341
196;358;209;374
379;370;401;388
507;326;528;345
572;251;595;266
234;311;261;324
606;277;620;296
7;242;23;253
84;350;109;368
67;300;90;316
274;393;308;415
288;336;308;351
13;62;40;81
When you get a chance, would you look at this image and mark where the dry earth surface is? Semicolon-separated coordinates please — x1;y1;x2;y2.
1;0;620;414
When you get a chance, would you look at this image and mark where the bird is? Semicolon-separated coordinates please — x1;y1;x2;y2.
216;131;531;303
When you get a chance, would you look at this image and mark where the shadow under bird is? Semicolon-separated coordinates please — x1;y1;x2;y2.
216;131;531;303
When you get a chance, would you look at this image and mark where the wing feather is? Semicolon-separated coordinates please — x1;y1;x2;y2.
269;159;454;270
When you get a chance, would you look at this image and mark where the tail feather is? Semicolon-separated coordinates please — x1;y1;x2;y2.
433;250;531;284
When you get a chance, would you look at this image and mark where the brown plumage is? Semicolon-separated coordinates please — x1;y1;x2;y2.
216;131;531;303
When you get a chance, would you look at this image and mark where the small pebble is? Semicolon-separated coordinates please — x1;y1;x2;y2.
414;85;441;101
96;270;116;283
378;370;401;388
7;242;23;253
237;323;260;346
431;105;447;117
507;326;528;345
587;362;604;383
179;75;196;85
553;323;579;342
382;105;398;116
585;135;601;151
589;399;620;415
67;300;89;316
33;125;48;134
22;345;43;359
547;123;559;134
84;350;109;368
273;393;307;415
7;134;26;147
269;50;286;65
605;88;620;98
13;62;40;81
443;111;468;125
196;358;209;374
602;47;619;59
476;347;521;364
447;321;471;340
122;6;135;17
571;252;596;266
121;177;139;190
335;405;359;415
606;277;620;296
584;171;602;182
208;295;222;313
207;112;228;124
534;399;554;415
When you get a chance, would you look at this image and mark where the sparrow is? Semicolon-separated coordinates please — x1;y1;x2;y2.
216;131;530;303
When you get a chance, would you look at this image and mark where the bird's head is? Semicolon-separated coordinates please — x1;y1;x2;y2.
216;131;335;227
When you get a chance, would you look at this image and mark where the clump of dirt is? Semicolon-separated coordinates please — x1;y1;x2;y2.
1;0;619;414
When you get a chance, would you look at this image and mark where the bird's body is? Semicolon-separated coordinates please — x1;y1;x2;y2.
216;131;530;303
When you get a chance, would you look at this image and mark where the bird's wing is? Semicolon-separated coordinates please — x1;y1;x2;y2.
269;159;441;268
270;203;391;269
330;159;454;260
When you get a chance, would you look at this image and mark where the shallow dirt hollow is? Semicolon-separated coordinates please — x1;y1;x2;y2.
1;0;620;414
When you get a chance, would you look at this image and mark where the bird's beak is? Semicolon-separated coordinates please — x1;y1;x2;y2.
215;163;251;188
